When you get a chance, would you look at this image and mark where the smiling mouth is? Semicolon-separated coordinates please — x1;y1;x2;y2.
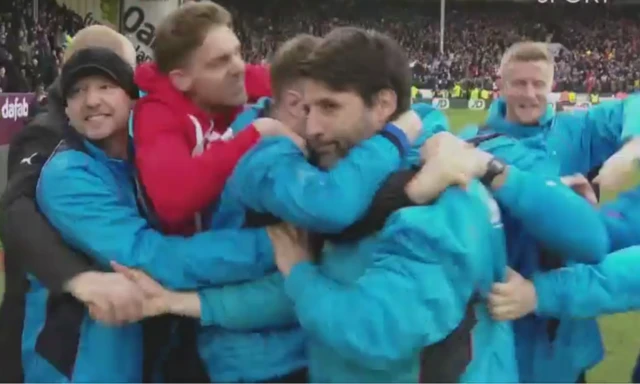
85;114;109;121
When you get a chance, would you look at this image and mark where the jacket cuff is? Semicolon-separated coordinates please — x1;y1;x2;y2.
197;290;215;326
257;228;276;269
283;261;317;303
490;165;524;205
532;272;561;317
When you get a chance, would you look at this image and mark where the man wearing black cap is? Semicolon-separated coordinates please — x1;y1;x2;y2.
60;48;139;147
26;44;286;382
0;26;141;383
20;47;147;382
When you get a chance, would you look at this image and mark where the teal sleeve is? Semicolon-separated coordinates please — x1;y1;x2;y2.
534;246;640;318
576;94;640;168
36;152;274;290
492;167;608;263
599;186;640;251
198;273;297;330
283;205;472;370
227;135;401;232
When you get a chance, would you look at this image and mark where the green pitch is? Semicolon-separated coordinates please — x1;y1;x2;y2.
0;109;636;381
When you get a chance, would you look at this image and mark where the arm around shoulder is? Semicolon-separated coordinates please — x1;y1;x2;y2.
229;133;403;233
37;152;275;290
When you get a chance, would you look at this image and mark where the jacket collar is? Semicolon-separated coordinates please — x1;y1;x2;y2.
485;98;554;138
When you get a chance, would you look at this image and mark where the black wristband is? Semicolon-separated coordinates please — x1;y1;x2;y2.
479;157;507;187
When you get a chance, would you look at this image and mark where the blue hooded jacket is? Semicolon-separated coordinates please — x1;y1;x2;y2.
30;138;275;382
223;100;617;382
191;99;423;382
462;96;640;382
224;103;520;382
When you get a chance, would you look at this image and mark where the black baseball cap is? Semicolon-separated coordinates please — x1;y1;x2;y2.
61;47;139;102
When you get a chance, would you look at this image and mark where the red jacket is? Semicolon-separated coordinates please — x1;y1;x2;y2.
133;62;271;235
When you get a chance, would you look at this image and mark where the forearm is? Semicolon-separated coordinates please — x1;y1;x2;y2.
492;166;608;263
534;246;640;318
197;273;297;330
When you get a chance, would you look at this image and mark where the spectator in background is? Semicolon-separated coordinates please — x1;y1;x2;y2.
0;65;7;92
1;0;640;94
28;84;47;117
0;0;82;92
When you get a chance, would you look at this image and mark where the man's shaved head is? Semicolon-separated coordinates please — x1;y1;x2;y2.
64;25;136;67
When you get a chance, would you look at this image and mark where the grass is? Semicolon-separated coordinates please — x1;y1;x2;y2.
0;108;636;382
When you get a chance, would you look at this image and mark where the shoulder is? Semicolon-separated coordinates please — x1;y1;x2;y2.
234;137;300;173
378;184;489;259
12;112;64;148
457;124;481;140
388;181;495;229
40;142;97;184
229;104;261;133
8;116;64;171
458;125;523;158
133;97;184;135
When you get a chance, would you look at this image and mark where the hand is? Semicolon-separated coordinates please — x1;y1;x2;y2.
594;138;640;193
66;271;145;326
253;117;306;151
391;109;422;143
488;267;537;321
110;262;174;318
266;223;311;276
561;173;598;205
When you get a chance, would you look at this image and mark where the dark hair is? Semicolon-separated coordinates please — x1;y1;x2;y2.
270;34;321;101
299;27;411;120
154;2;231;73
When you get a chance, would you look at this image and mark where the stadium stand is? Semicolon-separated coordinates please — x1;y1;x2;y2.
1;0;639;95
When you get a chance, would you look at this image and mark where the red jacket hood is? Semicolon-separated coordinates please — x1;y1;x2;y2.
135;62;212;123
134;62;243;129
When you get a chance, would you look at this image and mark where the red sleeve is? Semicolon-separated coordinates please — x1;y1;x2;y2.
133;101;261;228
244;64;272;103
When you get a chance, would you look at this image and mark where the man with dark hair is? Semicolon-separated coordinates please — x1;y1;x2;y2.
112;26;609;382
227;27;608;382
230;34;323;137
117;27;518;383
104;32;425;384
260;26;515;382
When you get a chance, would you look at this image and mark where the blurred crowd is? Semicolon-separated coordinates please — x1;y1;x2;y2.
0;0;82;94
2;0;640;95
222;0;640;94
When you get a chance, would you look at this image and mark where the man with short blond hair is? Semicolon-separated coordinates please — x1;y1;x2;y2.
132;1;280;236
466;39;640;383
0;25;143;382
